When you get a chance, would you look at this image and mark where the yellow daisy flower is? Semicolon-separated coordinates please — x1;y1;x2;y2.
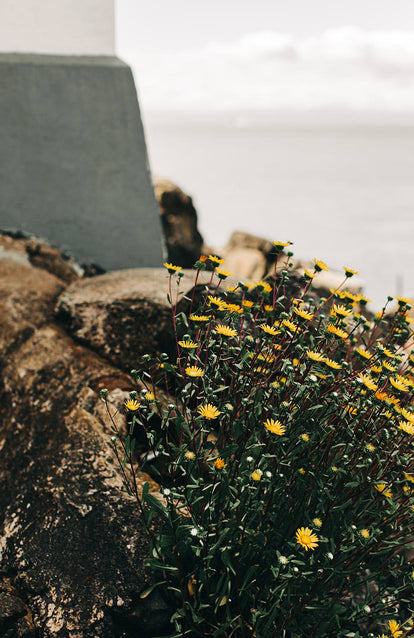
366;443;376;452
124;398;141;411
163;262;182;273
189;314;209;322
273;240;292;248
214;457;226;469
254;280;272;293
225;303;243;314
313;518;322;528
390;377;409;392
345;404;358;415
307;350;325;362
242;299;254;308
358;374;378;392
375;483;393;499
323;357;342;370
215;324;238;337
208;255;224;264
282;318;297;331
263;418;286;436
198;403;221;420
344;266;359;277
208;295;226;308
185;450;196;460
251;469;263;481
185;366;204;378
398;421;414;435
301;433;310;442
395;296;411;306
178;340;198;349
295;527;319;551
313;258;328;272
355;347;373;360
260;324;280;336
332;304;353;318
360;528;370;539
327;324;349;340
388;620;403;638
293;307;314;321
215;268;233;279
143;391;155;401
304;268;316;280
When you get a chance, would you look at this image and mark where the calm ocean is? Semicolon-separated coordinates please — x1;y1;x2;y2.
144;113;414;310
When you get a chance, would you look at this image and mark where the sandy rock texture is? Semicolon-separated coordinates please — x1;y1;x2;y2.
0;237;170;637
154;176;203;268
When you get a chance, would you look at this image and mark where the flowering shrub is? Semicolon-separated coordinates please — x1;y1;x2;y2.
106;247;414;638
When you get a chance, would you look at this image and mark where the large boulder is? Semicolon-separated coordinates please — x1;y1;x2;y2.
154;176;203;268
0;242;169;637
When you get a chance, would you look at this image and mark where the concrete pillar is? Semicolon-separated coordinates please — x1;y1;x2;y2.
0;1;164;269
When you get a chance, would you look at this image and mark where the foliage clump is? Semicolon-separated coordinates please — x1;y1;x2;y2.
106;246;414;638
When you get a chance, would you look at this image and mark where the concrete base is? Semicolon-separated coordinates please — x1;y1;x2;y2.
0;53;163;269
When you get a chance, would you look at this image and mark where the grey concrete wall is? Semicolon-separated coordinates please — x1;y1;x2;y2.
0;53;164;269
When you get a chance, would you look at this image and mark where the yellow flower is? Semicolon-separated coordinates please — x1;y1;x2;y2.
163;262;182;273
264;418;286;436
273;240;292;248
332;304;353;318
371;365;382;373
254;280;272;293
360;528;370;539
357;294;371;305
225;303;243;314
304;268;316;280
185;450;195;459
298;468;306;475
327;324;348;340
260;324;279;336
331;466;339;472
398;421;414;435
264;304;274;312
375;483;393;499
143;391;155;401
124;398;141;411
198;403;221;420
214;457;226;469
208;254;224;264
345;404;358;415
344;266;359;277
251;469;263;481
383;361;397;372
401;408;414;423
186;366;204;378
388;620;403;638
313;258;328;272
313;518;322;528
296;527;319;551
366;443;376;452
358;374;378;392
189;314;209;322
215;324;237;337
323;357;342;370
293;307;314;321
282;318;297;331
178;340;198;349
355;347;373;360
301;433;310;442
390;377;409;392
208;295;226;308
395;296;411;306
215;268;233;279
404;473;414;484
242;299;254;308
307;350;325;362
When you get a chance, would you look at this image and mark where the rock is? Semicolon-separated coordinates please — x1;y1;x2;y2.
154;176;203;268
0;578;36;637
0;243;171;637
221;247;267;281
225;231;275;263
55;268;241;375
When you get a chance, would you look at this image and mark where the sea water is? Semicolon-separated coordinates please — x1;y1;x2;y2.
144;113;414;310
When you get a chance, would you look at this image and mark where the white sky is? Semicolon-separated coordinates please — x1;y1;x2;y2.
116;1;414;111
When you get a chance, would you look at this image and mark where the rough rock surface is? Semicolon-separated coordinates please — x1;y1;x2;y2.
55;269;241;375
0;240;170;637
154;176;203;267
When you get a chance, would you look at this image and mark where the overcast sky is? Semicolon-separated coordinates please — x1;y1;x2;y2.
116;1;414;112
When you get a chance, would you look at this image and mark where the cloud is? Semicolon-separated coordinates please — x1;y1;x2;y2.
123;27;414;111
